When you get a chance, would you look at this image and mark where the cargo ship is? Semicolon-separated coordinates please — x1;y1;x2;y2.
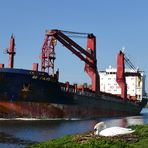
0;29;147;119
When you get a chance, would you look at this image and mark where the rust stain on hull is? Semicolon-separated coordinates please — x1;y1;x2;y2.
0;101;139;119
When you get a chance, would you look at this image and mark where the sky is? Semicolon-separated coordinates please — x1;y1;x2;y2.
0;0;148;91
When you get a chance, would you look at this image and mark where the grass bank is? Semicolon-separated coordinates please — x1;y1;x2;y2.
28;124;148;148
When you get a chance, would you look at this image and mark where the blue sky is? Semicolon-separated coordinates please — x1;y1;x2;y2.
0;0;148;91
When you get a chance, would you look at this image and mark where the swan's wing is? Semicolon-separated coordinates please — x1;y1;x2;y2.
99;127;135;136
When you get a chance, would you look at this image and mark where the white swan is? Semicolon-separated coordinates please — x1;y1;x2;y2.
94;122;135;137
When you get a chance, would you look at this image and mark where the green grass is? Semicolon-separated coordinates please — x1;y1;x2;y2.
128;124;148;148
28;124;148;148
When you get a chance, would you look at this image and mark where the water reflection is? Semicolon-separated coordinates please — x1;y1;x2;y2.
0;108;147;147
104;116;144;128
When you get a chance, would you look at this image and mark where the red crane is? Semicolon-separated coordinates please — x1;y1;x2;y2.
41;34;56;76
41;29;100;92
7;34;16;68
116;50;127;99
116;50;141;99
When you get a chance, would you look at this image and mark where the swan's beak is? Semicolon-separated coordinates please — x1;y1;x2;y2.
94;128;97;135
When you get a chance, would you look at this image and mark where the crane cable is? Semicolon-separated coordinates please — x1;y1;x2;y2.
124;55;137;72
60;30;91;38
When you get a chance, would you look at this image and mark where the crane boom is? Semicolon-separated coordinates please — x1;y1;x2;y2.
46;30;96;66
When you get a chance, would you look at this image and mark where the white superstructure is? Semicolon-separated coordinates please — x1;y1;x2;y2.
99;66;145;101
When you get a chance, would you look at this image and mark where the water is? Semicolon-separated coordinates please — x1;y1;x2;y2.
0;108;147;148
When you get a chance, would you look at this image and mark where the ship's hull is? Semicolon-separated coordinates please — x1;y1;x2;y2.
0;99;143;119
0;68;147;119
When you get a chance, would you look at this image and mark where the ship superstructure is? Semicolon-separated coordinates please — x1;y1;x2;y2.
99;67;145;101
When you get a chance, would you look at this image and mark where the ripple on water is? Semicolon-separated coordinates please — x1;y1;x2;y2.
0;108;147;147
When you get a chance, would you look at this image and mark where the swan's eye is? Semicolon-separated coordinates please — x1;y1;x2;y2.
94;128;97;131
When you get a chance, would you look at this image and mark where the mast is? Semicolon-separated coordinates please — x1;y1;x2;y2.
7;34;16;68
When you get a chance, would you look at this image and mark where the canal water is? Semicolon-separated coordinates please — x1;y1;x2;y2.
0;108;147;148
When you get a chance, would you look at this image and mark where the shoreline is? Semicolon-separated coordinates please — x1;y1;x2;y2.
28;124;148;148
